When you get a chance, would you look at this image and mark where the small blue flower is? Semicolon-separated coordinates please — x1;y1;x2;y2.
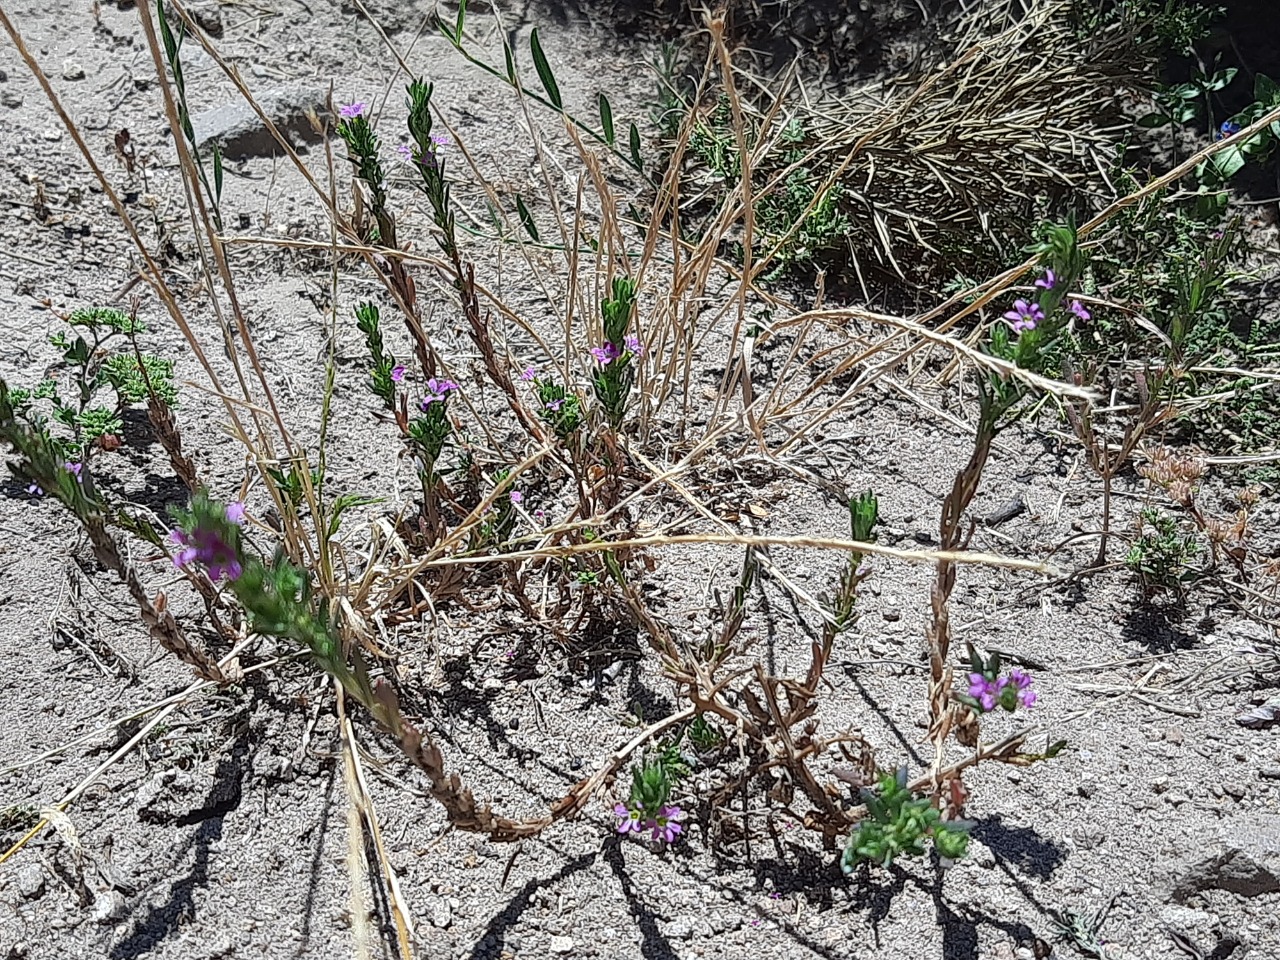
1218;120;1241;140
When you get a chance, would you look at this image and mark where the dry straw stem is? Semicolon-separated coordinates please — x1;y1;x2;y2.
411;532;1058;574
759;0;1133;286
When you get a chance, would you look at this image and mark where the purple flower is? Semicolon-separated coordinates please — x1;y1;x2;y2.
646;805;685;844
26;482;43;497
170;525;242;582
1219;120;1241;139
1007;668;1037;708
1034;269;1056;290
1002;299;1044;335
390;364;405;382
395;143;413;162
1069;300;1091;321
64;461;84;483
545;397;566;412
967;673;1002;711
625;335;644;357
614;803;644;835
430;133;450;148
420;378;459;409
225;501;246;525
338;102;367;120
509;490;524;505
520;365;536;382
591;342;622;365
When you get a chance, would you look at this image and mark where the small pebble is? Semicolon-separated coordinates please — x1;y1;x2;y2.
62;61;85;81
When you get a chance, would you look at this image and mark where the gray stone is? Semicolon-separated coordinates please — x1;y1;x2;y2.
17;864;45;900
1169;813;1280;900
548;935;575;954
191;86;328;159
429;898;452;929
2;91;21;108
91;890;126;924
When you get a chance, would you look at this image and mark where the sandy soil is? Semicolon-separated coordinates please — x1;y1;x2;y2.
1;2;1278;959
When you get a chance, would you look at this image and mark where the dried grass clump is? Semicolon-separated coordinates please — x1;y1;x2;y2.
760;0;1145;288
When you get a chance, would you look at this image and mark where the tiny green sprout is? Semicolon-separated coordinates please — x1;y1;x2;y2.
532;379;583;438
841;766;972;872
832;489;879;630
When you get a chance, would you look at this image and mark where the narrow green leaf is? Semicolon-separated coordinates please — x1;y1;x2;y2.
628;122;643;171
598;93;615;145
529;29;562;110
503;42;516;83
455;0;467;42
212;144;224;205
515;195;540;242
1136;112;1171;129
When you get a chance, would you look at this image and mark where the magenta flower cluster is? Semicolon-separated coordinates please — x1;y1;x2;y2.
419;377;459;410
171;502;246;582
967;668;1037;711
614;802;685;844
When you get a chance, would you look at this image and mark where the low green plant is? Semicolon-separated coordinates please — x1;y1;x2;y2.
841;766;972;871
1126;507;1200;590
6;306;176;475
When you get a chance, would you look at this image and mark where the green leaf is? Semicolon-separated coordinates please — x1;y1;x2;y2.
503;42;516;83
598;93;615;145
1257;73;1280;105
1212;145;1246;180
515;194;540;242
529;29;562;110
1136;112;1172;129
628;122;642;171
455;0;467;42
212;144;223;205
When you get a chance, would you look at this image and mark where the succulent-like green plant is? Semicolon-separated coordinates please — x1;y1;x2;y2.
842;766;972;872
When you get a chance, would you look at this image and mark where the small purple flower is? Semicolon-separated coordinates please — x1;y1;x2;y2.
1003;299;1044;335
625;335;644;357
430;133;450;148
1069;300;1091;321
520;365;536;382
1007;668;1037;708
614;803;644;835
225;501;246;525
420;378;459;410
26;482;43;497
967;673;1002;712
646;805;685;844
395;143;413;162
64;461;84;483
1034;269;1056;290
545;397;566;412
338;102;367;120
1219;120;1241;139
170;524;242;582
509;490;524;505
390;364;405;383
591;342;622;365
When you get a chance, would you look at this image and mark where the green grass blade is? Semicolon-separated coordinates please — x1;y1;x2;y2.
529;29;562;110
599;93;615;145
628;122;643;172
515;195;540;242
